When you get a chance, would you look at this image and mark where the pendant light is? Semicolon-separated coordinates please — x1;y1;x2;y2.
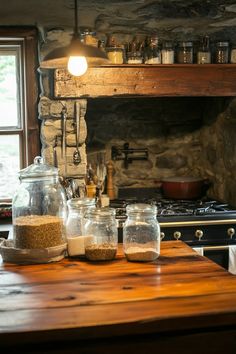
40;0;109;76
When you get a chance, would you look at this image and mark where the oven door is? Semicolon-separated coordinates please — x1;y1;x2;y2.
194;245;229;269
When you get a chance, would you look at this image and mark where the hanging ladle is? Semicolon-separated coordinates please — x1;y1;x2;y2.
73;101;81;165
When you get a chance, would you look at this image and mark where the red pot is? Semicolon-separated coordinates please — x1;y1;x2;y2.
161;177;207;200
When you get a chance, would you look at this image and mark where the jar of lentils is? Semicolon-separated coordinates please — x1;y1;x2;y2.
177;41;193;64
83;207;118;261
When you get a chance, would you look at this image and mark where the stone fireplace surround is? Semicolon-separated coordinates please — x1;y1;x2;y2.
38;65;236;207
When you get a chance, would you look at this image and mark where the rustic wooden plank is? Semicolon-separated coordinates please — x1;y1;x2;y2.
54;64;236;98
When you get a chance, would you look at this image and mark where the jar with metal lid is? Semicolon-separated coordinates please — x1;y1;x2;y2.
123;203;160;262
215;41;229;63
106;47;124;64
83;207;118;261
144;36;161;64
230;47;236;63
81;29;98;47
12;156;67;249
161;41;175;64
177;41;193;64
197;36;211;64
66;197;96;257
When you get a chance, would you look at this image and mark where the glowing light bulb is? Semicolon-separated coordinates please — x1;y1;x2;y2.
67;56;88;76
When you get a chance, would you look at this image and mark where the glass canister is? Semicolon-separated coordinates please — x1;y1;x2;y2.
83;207;118;261
12;156;67;249
106;47;124;64
123;203;160;262
66;197;96;257
161;41;175;64
144;36;161;64
215;41;229;63
197;36;211;64
177;41;193;64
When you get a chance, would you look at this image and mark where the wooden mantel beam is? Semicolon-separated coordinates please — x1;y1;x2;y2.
54;64;236;98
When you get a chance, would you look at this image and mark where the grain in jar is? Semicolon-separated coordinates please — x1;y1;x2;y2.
177;41;193;64
14;215;63;249
215;41;229;64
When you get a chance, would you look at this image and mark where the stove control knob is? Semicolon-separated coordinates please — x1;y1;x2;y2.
174;231;181;240
160;232;165;240
227;228;235;239
195;229;203;240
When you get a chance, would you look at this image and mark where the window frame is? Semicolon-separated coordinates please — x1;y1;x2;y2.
0;27;40;201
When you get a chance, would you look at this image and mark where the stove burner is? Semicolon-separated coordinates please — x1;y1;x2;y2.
110;198;236;219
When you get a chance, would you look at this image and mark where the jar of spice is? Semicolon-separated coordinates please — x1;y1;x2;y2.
123;204;160;262
127;36;144;64
177;41;193;64
161;41;175;64
197;36;211;64
215;41;229;64
231;47;236;63
66;197;96;257
106;47;124;64
144;36;161;64
83;207;118;261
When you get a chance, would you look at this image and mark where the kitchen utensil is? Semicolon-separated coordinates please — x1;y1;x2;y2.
161;176;208;199
73;101;81;165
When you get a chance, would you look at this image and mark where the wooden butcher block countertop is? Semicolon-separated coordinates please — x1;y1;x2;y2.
1;241;236;354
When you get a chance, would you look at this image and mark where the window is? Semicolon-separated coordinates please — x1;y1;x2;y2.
0;28;40;201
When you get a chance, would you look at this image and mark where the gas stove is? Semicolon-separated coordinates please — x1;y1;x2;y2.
110;197;236;247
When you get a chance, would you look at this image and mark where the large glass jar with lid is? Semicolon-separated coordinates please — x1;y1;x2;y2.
123;203;160;262
83;207;118;261
66;197;96;257
215;41;229;63
12;156;67;249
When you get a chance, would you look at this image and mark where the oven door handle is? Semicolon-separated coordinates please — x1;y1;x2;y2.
202;245;229;251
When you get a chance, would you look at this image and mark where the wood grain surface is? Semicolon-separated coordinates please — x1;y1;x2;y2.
54;64;236;98
1;241;236;353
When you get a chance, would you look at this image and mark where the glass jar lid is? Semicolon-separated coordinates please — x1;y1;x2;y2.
67;197;96;209
126;203;157;216
19;156;59;180
216;41;229;47
85;207;116;219
178;41;193;48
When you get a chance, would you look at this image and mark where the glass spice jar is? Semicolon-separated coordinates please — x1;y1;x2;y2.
197;36;211;64
161;41;175;64
123;203;160;262
83;207;118;261
177;41;193;64
230;47;236;63
66;197;96;257
144;36;161;64
215;41;229;64
106;47;124;64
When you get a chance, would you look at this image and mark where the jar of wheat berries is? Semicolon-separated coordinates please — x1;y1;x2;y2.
123;203;160;262
83;207;118;261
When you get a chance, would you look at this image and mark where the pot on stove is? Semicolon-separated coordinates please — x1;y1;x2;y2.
161;176;209;200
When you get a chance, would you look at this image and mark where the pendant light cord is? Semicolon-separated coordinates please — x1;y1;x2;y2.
74;0;79;38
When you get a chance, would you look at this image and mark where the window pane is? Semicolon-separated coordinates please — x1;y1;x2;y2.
0;53;19;128
0;135;20;200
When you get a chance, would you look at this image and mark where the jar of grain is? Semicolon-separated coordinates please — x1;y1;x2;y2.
83;207;118;261
66;197;96;257
12;156;67;249
215;41;229;63
106;47;124;64
123;203;160;262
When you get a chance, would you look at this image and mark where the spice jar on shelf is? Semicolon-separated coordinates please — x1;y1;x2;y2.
83;207;118;261
127;36;144;64
161;41;175;64
144;36;161;64
197;36;211;64
123;203;160;262
230;46;236;63
66;197;96;257
215;41;229;63
177;41;193;64
106;47;124;64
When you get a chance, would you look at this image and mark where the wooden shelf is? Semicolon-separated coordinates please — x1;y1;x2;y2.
54;64;236;98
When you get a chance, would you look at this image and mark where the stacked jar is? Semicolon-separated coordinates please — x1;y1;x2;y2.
66;197;96;257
